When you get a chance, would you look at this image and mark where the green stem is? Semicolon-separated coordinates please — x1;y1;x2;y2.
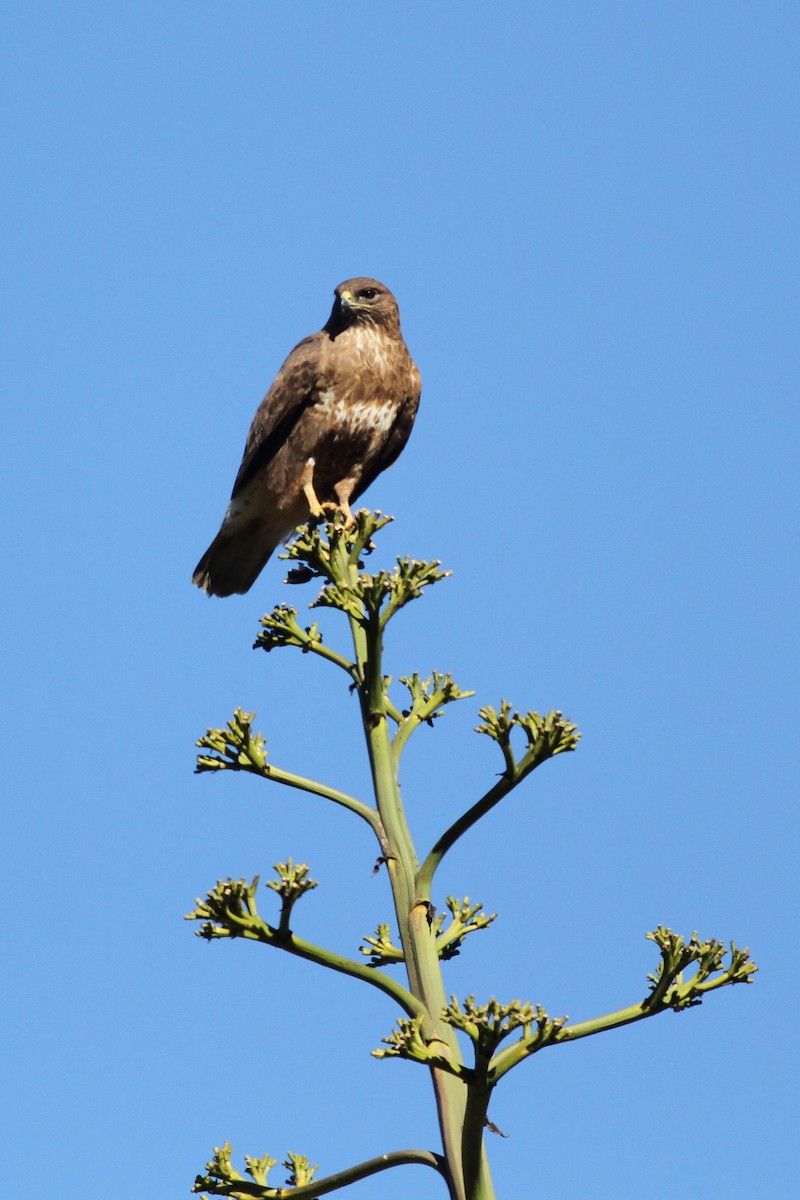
391;711;424;760
416;774;518;903
330;541;495;1200
235;921;427;1022
204;1148;445;1199
278;1148;446;1197
551;1000;654;1045
488;994;699;1084
461;1080;494;1200
297;637;359;680
260;763;380;833
391;686;446;760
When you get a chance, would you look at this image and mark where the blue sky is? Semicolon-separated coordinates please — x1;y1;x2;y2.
2;4;798;1198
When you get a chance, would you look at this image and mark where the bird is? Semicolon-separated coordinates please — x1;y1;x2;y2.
192;278;421;597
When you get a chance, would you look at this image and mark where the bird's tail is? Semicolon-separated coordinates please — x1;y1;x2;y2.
192;521;278;597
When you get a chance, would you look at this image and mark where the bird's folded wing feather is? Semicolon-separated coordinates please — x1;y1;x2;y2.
230;335;323;498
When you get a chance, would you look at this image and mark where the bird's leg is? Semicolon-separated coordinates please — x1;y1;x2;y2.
300;457;326;519
334;476;358;528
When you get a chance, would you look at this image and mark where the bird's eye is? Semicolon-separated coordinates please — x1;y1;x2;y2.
358;287;379;300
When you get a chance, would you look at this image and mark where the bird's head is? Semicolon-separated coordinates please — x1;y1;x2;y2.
324;278;401;336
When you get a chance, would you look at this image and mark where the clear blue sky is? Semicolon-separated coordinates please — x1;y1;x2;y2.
3;5;798;1198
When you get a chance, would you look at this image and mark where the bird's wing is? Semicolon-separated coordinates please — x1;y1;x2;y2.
230;334;324;499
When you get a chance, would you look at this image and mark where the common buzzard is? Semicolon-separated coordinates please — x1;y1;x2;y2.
193;278;420;597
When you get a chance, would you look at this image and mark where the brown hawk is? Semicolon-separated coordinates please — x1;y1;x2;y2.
192;278;421;597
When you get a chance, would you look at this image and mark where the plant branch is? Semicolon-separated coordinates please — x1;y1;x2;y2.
360;922;405;966
392;672;475;761
195;709;380;833
260;763;380;832
416;707;579;901
488;929;758;1081
433;898;497;961
254;603;359;681
195;1144;446;1199
416;774;517;903
186;875;428;1022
